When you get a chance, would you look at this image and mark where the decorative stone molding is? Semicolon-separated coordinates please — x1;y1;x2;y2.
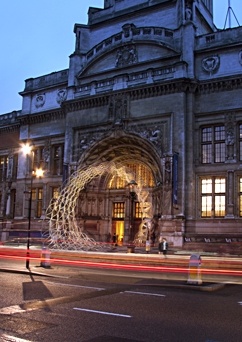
35;93;45;108
201;56;220;75
56;89;67;104
128;121;168;157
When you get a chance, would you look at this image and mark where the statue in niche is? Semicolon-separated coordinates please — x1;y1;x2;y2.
225;114;235;160
185;6;192;20
7;150;14;179
109;94;129;124
43;139;51;163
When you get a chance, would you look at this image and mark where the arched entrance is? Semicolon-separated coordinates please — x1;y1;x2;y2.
47;132;164;250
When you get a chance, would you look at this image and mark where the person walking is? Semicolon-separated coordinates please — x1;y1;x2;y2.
162;238;168;257
159;237;168;257
112;232;117;247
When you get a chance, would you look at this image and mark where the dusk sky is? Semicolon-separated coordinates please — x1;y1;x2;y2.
0;0;241;114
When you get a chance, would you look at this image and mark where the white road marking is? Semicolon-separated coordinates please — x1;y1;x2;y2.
73;307;131;318
0;334;31;342
0;305;34;315
44;280;104;291
238;301;242;305
123;290;166;297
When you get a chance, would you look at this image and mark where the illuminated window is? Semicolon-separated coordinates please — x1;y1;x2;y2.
52;187;60;199
201;177;226;217
31;188;43;218
135;202;143;218
113;202;125;218
201;126;225;164
108;163;154;189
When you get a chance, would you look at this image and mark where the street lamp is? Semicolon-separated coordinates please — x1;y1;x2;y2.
22;142;44;269
127;180;137;242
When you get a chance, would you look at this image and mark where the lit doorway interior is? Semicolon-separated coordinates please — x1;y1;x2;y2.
115;221;124;245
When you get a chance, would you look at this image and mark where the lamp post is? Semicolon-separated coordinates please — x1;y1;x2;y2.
22;143;43;269
127;180;137;242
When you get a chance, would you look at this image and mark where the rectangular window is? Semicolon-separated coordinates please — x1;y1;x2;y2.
0;156;8;182
52;187;60;199
30;187;43;218
112;202;125;218
201;177;226;217
201;126;225;164
135;202;143;218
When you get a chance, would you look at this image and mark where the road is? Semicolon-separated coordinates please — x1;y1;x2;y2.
0;266;242;342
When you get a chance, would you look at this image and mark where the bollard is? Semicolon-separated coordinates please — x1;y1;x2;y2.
187;254;202;285
145;240;150;253
40;246;51;268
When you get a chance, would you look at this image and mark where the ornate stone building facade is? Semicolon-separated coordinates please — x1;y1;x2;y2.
0;0;242;250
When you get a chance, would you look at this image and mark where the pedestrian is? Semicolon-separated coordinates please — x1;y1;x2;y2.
112;232;117;247
159;237;168;257
162;238;168;257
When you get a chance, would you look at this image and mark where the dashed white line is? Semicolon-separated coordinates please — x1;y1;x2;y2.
0;333;31;341
123;290;166;297
73;307;131;317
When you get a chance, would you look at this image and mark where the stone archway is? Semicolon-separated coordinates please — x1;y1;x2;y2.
46;133;164;250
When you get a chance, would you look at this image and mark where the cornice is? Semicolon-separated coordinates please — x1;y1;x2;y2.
196;76;242;95
0;124;20;134
19;109;65;125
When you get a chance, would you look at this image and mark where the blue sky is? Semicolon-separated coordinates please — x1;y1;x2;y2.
0;0;241;114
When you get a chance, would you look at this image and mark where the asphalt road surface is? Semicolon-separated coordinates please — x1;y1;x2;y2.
0;268;242;342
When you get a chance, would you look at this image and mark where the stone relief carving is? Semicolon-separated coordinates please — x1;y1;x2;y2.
128;122;166;157
56;89;67;104
202;56;220;75
35;93;45;108
115;44;138;68
77;130;107;157
239;50;242;66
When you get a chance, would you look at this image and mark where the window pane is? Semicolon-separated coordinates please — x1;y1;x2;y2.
214;126;225;141
215;178;225;193
201;196;212;217
215;143;225;163
202;127;212;142
214;195;225;216
202;144;212;163
202;179;212;193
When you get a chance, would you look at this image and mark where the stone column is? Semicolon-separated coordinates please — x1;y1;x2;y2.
226;170;234;218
